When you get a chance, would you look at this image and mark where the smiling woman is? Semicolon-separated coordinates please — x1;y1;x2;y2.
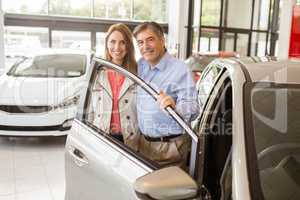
85;23;139;149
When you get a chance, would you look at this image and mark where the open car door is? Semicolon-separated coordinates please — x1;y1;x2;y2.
64;57;201;200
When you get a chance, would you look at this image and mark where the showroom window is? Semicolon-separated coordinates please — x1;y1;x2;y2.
188;0;280;57
2;0;168;22
2;0;48;14
4;26;49;69
94;0;131;20
199;28;219;53
95;32;106;57
201;0;220;27
51;31;91;50
3;0;168;61
49;0;91;17
133;0;167;22
4;26;49;56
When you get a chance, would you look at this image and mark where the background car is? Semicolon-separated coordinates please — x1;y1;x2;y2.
65;57;300;200
0;49;93;136
185;51;239;81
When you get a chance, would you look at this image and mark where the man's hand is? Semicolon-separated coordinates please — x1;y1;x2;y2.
157;91;176;110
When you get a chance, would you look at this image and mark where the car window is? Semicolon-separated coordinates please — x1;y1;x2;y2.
197;64;223;109
7;54;86;77
85;66;137;134
247;84;300;200
83;58;199;173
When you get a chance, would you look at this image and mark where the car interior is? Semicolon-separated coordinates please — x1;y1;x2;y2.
251;87;300;200
200;79;233;200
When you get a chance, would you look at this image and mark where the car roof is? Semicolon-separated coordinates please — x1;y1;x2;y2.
240;59;300;84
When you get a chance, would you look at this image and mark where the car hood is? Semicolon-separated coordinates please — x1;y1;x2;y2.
0;75;86;105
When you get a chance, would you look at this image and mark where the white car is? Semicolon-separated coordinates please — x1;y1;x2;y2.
0;50;92;136
65;57;300;200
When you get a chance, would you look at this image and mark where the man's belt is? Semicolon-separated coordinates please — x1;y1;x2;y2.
143;134;183;142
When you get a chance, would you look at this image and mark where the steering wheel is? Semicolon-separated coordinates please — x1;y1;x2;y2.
258;142;300;162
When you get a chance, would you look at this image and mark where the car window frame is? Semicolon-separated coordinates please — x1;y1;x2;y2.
196;71;232;183
195;64;226;128
79;60;160;171
197;62;224;107
194;62;226;129
81;57;200;177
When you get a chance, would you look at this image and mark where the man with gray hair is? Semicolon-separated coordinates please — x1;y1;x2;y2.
133;21;199;168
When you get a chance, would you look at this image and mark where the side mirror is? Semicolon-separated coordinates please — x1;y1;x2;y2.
134;166;199;200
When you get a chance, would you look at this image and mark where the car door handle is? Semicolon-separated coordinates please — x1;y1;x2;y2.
68;146;89;167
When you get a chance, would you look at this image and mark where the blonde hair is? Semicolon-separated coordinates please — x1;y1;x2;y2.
105;23;137;74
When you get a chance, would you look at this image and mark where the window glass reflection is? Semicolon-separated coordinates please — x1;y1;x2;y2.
201;0;220;26
133;0;167;22
52;31;91;50
236;34;249;56
251;32;267;56
3;0;48;14
253;0;270;30
96;32;106;57
4;26;49;56
94;0;131;19
2;0;168;22
49;0;91;17
199;28;219;52
224;0;252;29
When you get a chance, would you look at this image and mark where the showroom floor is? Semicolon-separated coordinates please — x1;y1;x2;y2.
0;136;66;200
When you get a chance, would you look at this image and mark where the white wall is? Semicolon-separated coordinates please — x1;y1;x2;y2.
167;0;189;60
0;0;5;74
277;0;296;59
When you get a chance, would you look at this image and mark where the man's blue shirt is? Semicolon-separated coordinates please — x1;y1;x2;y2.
136;52;199;137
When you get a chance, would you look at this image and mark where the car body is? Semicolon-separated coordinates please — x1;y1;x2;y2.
65;57;300;200
0;49;93;136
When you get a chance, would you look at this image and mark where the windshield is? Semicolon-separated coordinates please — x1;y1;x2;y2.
7;54;86;77
249;84;300;200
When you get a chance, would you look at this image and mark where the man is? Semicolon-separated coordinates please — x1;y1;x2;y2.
133;22;199;168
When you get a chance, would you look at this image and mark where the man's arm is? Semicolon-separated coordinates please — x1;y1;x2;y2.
157;69;199;122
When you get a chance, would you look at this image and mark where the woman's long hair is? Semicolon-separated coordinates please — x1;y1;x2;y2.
105;23;137;75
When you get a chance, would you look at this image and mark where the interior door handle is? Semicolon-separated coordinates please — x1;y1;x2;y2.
68;146;89;167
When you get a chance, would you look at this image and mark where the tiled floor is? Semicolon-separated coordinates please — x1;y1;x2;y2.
0;136;66;200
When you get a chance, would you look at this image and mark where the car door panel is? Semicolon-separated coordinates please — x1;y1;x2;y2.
65;120;151;200
65;58;200;200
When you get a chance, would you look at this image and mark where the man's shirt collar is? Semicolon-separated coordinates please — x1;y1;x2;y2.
140;52;171;72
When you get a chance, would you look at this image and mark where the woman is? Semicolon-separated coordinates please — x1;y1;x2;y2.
89;23;139;151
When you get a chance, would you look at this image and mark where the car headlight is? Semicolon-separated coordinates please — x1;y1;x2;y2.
53;95;80;110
